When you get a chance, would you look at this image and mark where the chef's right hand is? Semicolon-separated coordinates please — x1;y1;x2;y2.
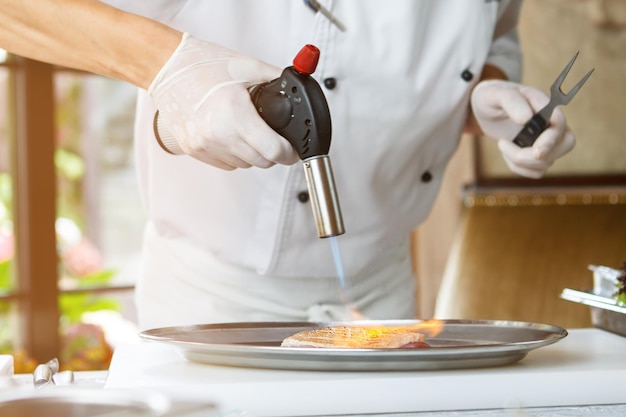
149;33;299;170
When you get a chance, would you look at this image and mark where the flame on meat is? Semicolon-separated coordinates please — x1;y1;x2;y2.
359;320;443;339
281;320;444;348
405;319;444;338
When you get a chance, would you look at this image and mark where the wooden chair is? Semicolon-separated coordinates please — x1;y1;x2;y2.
435;189;626;329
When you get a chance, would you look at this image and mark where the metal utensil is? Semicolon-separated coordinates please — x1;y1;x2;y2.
32;364;54;389
513;52;594;148
32;357;76;389
303;0;346;32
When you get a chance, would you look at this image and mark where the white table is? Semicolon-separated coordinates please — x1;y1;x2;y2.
3;328;625;416
100;328;626;417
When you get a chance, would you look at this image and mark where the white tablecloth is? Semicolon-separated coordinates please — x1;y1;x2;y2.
104;328;626;417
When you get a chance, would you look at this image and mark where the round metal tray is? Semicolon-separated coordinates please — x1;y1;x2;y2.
139;319;567;371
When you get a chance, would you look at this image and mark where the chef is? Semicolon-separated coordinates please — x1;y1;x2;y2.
0;0;574;330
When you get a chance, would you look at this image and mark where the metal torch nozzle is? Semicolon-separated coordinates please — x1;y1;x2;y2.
302;155;344;238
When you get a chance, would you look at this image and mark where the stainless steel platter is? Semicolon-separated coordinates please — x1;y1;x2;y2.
139;319;567;371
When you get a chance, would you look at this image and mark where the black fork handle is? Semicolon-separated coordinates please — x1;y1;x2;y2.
512;113;549;148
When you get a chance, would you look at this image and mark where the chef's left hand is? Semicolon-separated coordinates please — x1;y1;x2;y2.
470;80;575;179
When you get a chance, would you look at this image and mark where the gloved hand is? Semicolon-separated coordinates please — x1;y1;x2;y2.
149;33;299;170
470;80;575;179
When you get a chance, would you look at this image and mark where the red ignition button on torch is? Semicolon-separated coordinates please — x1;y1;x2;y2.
293;44;320;75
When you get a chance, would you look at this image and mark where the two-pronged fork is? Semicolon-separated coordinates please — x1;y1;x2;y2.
513;52;595;148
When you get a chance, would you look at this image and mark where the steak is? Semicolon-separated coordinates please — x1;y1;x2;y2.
281;325;430;349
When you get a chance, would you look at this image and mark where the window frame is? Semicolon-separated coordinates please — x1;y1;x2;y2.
9;56;60;362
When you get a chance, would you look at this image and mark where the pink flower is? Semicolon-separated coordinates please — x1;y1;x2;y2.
62;238;103;277
0;232;14;263
61;323;113;371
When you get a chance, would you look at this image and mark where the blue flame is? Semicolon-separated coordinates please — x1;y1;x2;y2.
329;236;346;289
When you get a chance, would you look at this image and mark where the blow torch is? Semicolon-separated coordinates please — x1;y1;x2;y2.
154;45;345;238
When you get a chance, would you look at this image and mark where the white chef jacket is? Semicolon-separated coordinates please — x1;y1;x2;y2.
102;0;522;329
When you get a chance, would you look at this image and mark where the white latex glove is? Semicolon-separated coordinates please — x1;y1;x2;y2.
149;33;299;170
470;80;575;179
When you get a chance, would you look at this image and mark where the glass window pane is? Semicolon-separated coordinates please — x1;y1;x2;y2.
0;65;18;361
0;65;12;292
54;72;142;370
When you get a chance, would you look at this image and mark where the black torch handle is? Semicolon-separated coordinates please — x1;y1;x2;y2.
249;69;332;160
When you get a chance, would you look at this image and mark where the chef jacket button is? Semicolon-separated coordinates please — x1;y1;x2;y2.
323;77;337;90
297;191;310;203
421;171;433;183
461;69;473;82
